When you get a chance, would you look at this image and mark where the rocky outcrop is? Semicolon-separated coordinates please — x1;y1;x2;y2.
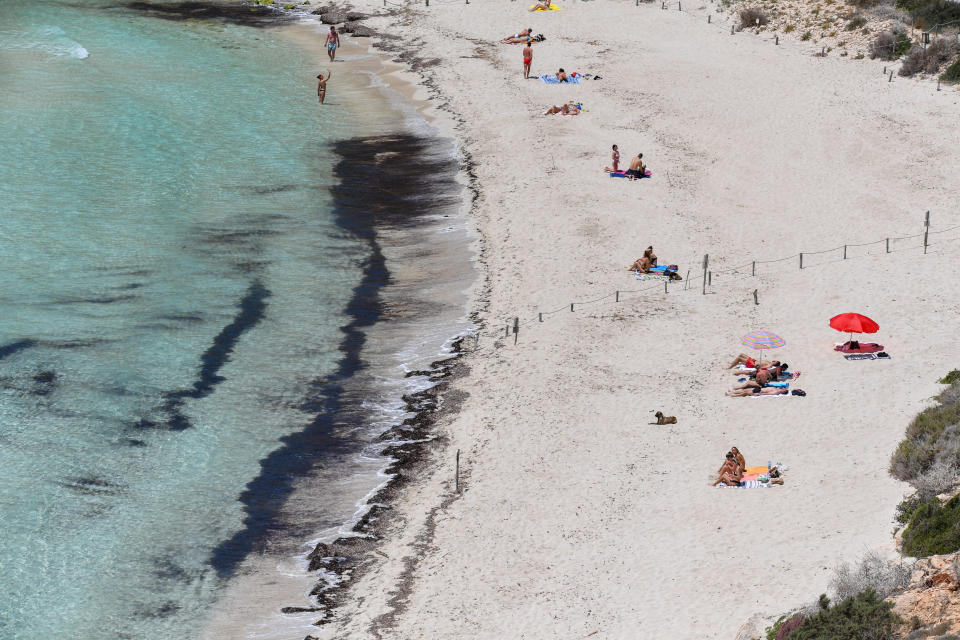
889;552;960;637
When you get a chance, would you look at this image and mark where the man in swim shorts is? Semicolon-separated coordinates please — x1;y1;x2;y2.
624;153;645;179
325;26;340;62
522;43;533;79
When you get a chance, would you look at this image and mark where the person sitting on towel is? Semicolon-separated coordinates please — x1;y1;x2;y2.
730;447;746;471
627;247;657;273
713;452;743;486
624;153;645;179
730;367;773;393
556;68;569;82
726;386;788;398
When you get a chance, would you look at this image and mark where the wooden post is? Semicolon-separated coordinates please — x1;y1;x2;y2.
775;35;779;45
708;14;711;22
702;254;709;294
886;237;890;253
751;260;756;276
664;280;668;293
570;303;574;312
938;79;941;91
731;25;735;34
708;271;712;286
799;252;804;269
513;317;519;344
685;269;690;289
924;210;930;254
615;290;619;302
505;324;509;337
455;449;460;493
889;70;893;82
843;245;847;259
538;312;543;322
821;45;826;56
753;289;759;305
678;0;681;9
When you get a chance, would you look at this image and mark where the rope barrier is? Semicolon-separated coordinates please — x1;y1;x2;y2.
466;220;960;353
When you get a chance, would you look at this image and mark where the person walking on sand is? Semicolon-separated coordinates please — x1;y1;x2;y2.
325;26;340;62
317;69;332;104
522;42;533;79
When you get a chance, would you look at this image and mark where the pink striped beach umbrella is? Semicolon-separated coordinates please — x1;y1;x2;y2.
740;330;786;367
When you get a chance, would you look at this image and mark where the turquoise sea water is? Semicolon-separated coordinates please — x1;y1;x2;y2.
0;3;421;638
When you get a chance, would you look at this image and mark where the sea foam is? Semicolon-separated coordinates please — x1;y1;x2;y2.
0;26;89;59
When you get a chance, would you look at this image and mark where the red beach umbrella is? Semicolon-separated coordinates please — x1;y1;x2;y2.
829;313;879;335
830;312;879;347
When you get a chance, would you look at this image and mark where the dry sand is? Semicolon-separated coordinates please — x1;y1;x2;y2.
291;2;960;638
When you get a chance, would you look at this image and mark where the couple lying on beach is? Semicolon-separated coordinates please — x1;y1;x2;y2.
725;358;791;396
545;102;581;115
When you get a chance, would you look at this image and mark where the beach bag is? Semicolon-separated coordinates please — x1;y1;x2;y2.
791;389;806;396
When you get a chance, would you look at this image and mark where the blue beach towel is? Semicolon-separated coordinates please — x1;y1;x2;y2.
540;74;581;84
609;170;652;178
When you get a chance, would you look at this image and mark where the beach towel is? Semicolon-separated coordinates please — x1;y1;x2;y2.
717;479;770;488
766;382;789;389
609;170;652;178
844;353;877;360
744;466;769;474
530;2;562;9
540;74;580;84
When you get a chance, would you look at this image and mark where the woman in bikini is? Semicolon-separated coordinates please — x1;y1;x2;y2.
713;453;743;486
317;69;332;104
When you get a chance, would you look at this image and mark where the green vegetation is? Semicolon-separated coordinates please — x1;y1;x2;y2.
740;7;770;27
896;0;960;30
801;30;812;40
901;494;960;556
889;379;960;481
944;57;960;82
789;590;901;640
941;370;960;385
896;492;930;525
784;24;796;32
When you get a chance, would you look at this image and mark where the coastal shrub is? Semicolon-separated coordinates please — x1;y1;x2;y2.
784;23;796;32
869;28;913;59
766;614;805;640
788;590;901;640
801;30;813;40
944;57;960;82
830;550;912;601
846;14;868;29
739;7;770;29
896;0;960;29
890;380;960;482
901;493;960;556
900;37;959;75
941;370;960;385
897;493;930;525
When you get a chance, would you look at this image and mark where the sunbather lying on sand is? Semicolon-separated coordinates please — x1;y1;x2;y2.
726;386;788;397
728;354;779;369
544;102;581;115
503;28;533;44
713;452;743;486
530;0;552;10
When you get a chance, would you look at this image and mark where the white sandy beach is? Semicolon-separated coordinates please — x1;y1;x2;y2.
259;2;960;638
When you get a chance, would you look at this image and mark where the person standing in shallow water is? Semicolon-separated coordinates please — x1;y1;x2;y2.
317;70;331;104
325;26;340;62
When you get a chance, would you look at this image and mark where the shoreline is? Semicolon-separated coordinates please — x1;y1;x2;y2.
196;17;482;640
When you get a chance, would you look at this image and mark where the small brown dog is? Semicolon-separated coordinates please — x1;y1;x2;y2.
654;411;677;425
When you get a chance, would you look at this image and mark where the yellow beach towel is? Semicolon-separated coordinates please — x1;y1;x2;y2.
530;3;562;9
